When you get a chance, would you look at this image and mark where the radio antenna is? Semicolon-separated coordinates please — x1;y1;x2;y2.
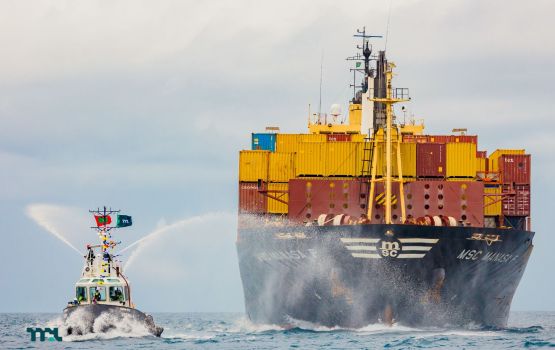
385;0;393;50
318;50;323;117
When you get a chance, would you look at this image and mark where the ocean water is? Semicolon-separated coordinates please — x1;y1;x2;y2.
1;312;554;349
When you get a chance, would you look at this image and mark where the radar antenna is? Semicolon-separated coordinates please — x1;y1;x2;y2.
346;27;382;103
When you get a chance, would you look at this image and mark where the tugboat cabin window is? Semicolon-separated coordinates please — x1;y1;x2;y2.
89;286;106;302
76;287;87;302
109;286;125;302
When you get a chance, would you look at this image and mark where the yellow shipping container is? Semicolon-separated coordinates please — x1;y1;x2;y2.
484;185;502;216
239;150;269;182
269;152;296;182
351;134;368;142
446;142;477;178
326;142;364;176
476;157;487;174
374;142;417;178
488;149;525;172
267;182;289;214
296;142;363;177
296;142;326;176
276;134;326;153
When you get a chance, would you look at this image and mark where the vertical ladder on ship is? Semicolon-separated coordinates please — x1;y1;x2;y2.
359;132;375;213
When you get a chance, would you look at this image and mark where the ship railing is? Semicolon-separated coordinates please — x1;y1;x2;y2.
368;88;410;100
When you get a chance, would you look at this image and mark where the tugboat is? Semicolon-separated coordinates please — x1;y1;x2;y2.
62;207;163;337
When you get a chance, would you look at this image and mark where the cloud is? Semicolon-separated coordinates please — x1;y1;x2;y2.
4;0;555;312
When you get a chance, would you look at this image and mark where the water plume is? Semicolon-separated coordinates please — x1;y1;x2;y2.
121;211;242;312
26;203;90;255
122;212;235;270
26;204;243;312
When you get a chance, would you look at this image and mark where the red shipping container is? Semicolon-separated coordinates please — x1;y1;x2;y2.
427;135;450;143
502;184;530;216
327;134;352;142
427;135;478;144
402;135;416;143
239;182;267;214
288;178;366;222
403;135;430;143
499;154;531;184
453;135;478;144
416;143;446;178
403;181;484;227
403;135;428;143
403;135;477;144
414;135;430;143
476;150;487;158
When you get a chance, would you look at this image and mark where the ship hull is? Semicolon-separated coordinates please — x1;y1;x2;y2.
237;223;534;328
62;304;163;337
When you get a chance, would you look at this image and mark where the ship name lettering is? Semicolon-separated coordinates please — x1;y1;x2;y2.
457;249;482;260
256;249;315;262
481;252;515;263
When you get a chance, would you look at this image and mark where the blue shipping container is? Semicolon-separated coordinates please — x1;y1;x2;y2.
252;133;276;152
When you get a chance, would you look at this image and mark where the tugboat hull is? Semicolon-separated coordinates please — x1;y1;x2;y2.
62;304;163;337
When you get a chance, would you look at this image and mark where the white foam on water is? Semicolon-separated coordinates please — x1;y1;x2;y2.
285;317;345;332
229;315;404;334
50;307;152;342
356;322;421;334
410;329;502;339
162;333;216;341
283;316;421;333
228;316;288;333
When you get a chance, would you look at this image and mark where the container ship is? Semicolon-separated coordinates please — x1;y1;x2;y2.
236;29;533;328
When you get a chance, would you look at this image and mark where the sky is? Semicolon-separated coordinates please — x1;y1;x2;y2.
1;0;554;312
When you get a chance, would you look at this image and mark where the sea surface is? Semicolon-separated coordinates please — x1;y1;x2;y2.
1;311;554;349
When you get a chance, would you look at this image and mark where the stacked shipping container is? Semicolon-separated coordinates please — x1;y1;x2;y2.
402;135;477;144
240;132;531;230
251;133;276;151
486;150;531;230
416;143;445;178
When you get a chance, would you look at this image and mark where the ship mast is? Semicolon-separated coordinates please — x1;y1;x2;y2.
89;206;121;275
347;27;382;103
369;61;410;224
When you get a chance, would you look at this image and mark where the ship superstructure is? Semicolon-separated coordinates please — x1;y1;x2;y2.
236;29;533;327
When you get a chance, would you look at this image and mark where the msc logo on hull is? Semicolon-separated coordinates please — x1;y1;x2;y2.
340;237;439;259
